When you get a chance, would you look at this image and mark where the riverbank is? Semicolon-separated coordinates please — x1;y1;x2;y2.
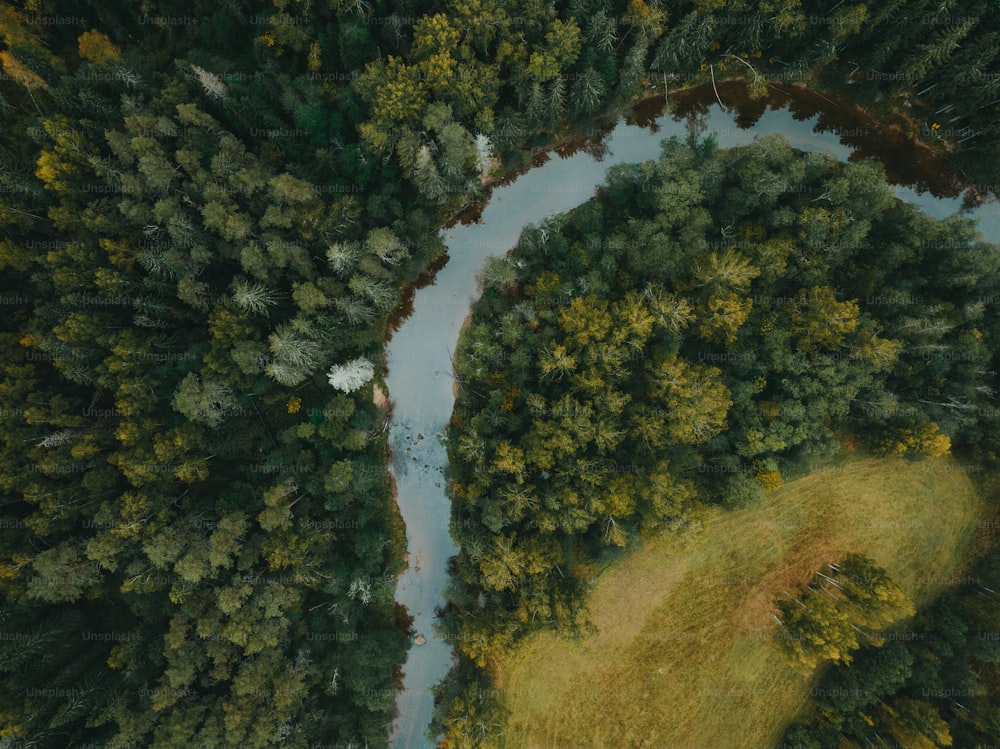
382;76;1000;749
663;77;969;199
392;72;987;354
441;102;640;230
657;70;980;199
437;74;979;243
452;314;471;400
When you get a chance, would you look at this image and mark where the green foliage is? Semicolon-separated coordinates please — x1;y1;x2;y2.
774;554;915;670
784;547;1000;748
172;373;237;428
721;472;766;509
442;136;1000;746
0;8;422;746
5;0;1000;746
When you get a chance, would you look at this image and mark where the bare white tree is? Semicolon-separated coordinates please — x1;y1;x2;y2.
326;241;362;275
347;578;373;605
231;277;280;316
348;275;396;311
269;325;320;370
334;296;376;326
473;133;494;176
327;357;375;393
37;429;80;448
191;64;227;99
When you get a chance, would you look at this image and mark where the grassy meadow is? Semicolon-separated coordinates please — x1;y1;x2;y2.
495;456;986;749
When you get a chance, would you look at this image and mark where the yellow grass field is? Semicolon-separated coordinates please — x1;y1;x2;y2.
495;456;986;749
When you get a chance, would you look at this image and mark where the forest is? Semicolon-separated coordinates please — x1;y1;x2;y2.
436;135;1000;746
780;549;1000;747
1;0;1000;747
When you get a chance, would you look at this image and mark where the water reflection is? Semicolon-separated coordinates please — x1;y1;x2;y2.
668;80;972;200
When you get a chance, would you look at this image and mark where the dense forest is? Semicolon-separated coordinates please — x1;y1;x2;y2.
2;0;1000;747
0;2;434;746
435;134;1000;746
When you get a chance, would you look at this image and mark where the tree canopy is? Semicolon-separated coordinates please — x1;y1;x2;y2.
436;134;1000;746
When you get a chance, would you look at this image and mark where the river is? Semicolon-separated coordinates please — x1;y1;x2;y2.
383;81;1000;749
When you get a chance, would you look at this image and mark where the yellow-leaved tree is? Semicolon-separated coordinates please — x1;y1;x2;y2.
789;285;860;352
880;421;951;458
77;29;121;65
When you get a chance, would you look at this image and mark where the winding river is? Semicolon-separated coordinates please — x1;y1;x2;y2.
384;82;1000;749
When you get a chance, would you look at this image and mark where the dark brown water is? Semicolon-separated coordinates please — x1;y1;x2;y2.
667;80;971;200
385;80;999;749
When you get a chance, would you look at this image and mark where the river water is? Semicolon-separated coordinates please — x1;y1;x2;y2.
384;82;1000;749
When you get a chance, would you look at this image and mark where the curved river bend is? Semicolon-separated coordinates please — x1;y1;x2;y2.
384;85;1000;749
